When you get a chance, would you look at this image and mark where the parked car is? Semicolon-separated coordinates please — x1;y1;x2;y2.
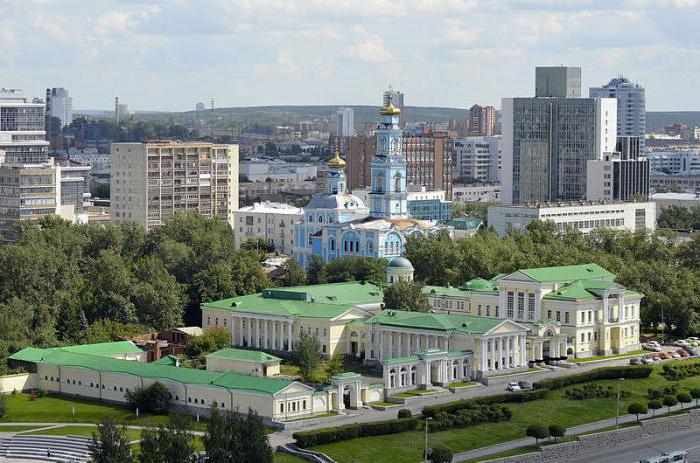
677;349;690;357
673;340;690;348
670;352;681;359
650;354;661;361
640;356;654;364
629;357;642;365
643;343;662;352
687;337;700;342
658;352;670;360
518;381;533;390
507;382;521;392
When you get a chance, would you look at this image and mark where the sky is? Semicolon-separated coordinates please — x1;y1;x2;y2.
2;0;700;112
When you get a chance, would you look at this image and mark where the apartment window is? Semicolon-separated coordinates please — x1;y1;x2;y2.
527;293;535;320
507;292;514;318
556;311;561;322
581;333;585;343
581;312;585;324
587;332;591;342
588;311;592;323
495;305;500;317
565;312;570;324
547;310;552;320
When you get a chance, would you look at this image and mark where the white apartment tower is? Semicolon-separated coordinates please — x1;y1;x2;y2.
590;77;646;149
111;142;239;229
45;88;73;128
335;107;355;137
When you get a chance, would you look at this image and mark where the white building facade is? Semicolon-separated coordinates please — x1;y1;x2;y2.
590;77;645;149
453;136;501;183
233;201;303;254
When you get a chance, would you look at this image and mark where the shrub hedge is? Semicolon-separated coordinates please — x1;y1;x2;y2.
422;389;547;418
533;365;652;390
293;417;418;448
428;404;512;432
564;383;631;400
661;362;700;381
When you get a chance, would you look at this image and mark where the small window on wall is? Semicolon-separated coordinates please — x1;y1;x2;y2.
322;345;327;353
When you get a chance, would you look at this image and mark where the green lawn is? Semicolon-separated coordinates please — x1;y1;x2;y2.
274;452;308;463
283;412;339;422
369;401;398;407
280;357;382;383
25;425;142;441
569;350;646;363
0;425;43;432
310;360;700;463
449;381;476;388
461;444;540;463
488;367;542;377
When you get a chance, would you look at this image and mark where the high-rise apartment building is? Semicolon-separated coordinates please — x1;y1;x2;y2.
401;131;453;197
344;135;375;191
0;88;50;164
535;66;582;98
45;88;73;128
111;142;239;229
468;104;496;136
590;77;646;149
453;136;501;183
335;107;355;137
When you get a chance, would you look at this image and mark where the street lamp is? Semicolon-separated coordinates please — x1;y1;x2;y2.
615;378;625;429
424;417;433;463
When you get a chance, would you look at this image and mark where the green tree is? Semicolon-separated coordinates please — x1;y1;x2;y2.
662;395;677;415
275;258;307;287
307;255;326;284
676;391;692;409
89;417;134;463
296;331;322;382
0;394;6;418
132;257;186;330
322;257;386;286
138;426;161;463
383;279;431;312
430;445;454;463
627;402;648;423
325;352;344;382
525;424;549;444
690;388;700;406
647;399;662;417
547;424;566;442
204;407;272;463
125;382;170;414
184;328;229;357
404;232;461;286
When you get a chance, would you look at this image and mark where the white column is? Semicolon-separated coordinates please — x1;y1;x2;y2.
489;338;496;370
444;336;450;353
397;333;402;357
264;320;269;349
287;322;293;352
379;331;385;360
238;316;243;347
247;318;252;347
498;337;504;370
521;336;527;366
271;321;277;350
481;338;487;372
505;336;511;369
254;319;259;348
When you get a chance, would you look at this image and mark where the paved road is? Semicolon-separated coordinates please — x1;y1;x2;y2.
568;428;700;463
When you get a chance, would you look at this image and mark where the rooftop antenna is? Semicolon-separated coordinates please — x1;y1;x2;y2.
210;98;214;111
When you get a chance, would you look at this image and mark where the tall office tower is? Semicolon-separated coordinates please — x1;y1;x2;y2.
453;136;501;183
402;131;453;198
616;136;641;160
0;89;50;164
45;88;73;128
382;88;404;115
195;102;206;112
114;97;120;123
468;104;497;136
590;77;646;149
502;96;617;205
111;142;239;229
587;152;650;201
535;66;582;98
335;107;355;137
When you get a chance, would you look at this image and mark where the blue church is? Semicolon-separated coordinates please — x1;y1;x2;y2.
293;98;449;267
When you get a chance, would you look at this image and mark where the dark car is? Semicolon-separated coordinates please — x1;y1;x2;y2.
517;381;532;390
629;357;642;365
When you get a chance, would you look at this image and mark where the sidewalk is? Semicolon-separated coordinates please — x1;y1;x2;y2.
453;402;692;462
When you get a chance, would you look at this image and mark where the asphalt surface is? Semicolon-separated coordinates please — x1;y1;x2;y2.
568;428;700;463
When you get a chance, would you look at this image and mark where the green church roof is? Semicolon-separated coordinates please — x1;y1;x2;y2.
370;310;506;334
206;348;281;365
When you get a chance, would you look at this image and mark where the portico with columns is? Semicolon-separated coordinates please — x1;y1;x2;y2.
383;349;473;390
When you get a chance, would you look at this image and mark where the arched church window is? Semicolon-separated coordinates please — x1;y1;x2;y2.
319;216;323;223
330;239;335;251
367;241;373;254
394;173;402;192
376;171;384;193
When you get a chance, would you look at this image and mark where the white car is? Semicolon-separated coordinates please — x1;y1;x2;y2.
643;343;662;352
688;337;700;342
640;356;654;364
674;340;690;348
507;382;522;392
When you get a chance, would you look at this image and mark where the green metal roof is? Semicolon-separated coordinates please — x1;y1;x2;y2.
9;341;143;363
423;285;469;298
206;348;281;365
369;310;505;334
514;264;615;283
202;282;384;319
449;217;483;230
151;355;181;366
12;348;293;395
383;355;420;365
465;278;499;292
544;278;637;301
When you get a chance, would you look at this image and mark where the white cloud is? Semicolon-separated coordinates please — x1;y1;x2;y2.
433;19;483;46
346;36;394;63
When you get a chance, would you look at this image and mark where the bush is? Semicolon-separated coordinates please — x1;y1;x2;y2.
427;405;511;432
533;365;652;391
125;382;170;414
422;389;547;418
627;402;648;422
690;388;700;406
563;383;631;401
430;446;453;463
0;394;6;418
548;424;566;441
398;409;412;419
647;399;663;417
525;424;549;444
660;361;700;381
293;418;418;448
662;395;678;414
648;383;680;400
676;391;692;409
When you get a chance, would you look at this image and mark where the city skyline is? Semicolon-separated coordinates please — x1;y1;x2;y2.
2;0;700;111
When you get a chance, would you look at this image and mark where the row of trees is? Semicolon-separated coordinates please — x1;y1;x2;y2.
0;214;268;370
89;407;272;463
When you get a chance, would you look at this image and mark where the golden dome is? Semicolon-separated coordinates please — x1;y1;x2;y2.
327;143;346;169
380;95;401;116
